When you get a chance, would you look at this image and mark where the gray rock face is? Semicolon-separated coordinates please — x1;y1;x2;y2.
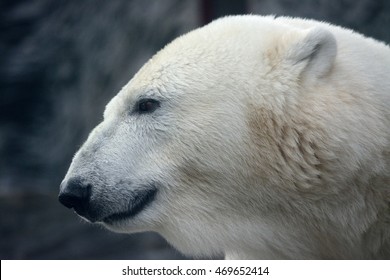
1;0;198;260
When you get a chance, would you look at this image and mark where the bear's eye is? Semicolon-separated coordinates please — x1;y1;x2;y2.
136;99;160;114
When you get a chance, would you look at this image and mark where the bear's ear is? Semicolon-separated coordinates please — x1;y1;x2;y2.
286;27;337;81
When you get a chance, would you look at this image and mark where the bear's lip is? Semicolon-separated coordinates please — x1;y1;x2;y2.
102;187;157;224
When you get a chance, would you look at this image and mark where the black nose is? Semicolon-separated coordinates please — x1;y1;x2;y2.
58;178;91;215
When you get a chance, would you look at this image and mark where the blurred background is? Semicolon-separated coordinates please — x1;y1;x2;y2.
1;0;389;259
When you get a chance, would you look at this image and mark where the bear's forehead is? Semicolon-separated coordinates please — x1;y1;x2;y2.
125;22;280;89
104;16;311;118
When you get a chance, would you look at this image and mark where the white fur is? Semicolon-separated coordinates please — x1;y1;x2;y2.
63;15;390;259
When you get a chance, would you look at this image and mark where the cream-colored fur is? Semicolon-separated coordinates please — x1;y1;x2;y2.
61;15;390;259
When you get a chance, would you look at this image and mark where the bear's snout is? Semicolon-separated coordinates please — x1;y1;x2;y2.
59;178;91;218
59;177;159;224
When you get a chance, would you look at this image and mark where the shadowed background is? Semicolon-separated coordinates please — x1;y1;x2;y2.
1;0;389;259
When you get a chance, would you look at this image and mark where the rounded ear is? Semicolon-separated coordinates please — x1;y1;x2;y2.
287;27;337;80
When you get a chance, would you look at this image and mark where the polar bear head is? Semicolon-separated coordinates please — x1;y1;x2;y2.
59;16;390;259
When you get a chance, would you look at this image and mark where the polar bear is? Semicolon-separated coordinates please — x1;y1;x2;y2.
59;15;390;259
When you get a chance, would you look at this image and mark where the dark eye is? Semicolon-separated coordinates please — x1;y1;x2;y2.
136;99;160;114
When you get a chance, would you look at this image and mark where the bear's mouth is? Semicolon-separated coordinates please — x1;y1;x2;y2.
102;187;157;224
